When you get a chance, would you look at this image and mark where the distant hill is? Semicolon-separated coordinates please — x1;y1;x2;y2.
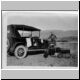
57;36;78;42
40;30;78;39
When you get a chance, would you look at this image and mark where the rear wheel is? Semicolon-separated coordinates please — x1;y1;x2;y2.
14;45;27;59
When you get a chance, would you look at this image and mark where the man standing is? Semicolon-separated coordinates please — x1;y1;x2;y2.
43;32;57;58
48;32;57;46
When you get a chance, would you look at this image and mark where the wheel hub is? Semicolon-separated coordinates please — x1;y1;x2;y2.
17;48;24;57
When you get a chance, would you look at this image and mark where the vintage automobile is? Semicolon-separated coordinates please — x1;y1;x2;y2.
7;24;71;59
7;24;50;59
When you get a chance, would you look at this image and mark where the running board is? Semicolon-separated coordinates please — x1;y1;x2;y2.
28;49;47;52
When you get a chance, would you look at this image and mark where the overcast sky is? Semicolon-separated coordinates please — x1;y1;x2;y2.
6;11;78;31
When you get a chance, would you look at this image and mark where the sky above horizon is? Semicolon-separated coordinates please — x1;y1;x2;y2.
6;11;78;31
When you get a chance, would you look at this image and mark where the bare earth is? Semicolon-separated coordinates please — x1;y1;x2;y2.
7;54;78;67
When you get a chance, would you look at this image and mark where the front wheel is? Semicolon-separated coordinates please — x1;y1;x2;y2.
14;45;28;59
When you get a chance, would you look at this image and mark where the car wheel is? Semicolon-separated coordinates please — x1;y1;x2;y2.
14;45;27;59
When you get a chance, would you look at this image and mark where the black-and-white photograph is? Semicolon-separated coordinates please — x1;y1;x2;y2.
2;11;79;68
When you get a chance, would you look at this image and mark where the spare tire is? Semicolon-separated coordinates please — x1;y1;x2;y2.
14;45;28;59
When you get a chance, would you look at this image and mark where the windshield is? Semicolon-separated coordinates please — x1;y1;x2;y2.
18;30;31;37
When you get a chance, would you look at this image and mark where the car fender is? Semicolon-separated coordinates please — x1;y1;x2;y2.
10;42;26;53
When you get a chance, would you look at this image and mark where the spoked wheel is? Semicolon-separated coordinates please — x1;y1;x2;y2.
14;45;28;59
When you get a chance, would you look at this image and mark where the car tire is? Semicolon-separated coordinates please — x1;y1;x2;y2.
14;45;27;59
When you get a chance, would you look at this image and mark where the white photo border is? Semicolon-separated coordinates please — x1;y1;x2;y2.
1;10;79;70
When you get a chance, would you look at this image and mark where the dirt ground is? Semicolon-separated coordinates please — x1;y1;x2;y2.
7;42;78;67
7;53;78;67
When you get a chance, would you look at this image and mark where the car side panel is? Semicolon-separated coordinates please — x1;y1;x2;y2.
8;37;27;53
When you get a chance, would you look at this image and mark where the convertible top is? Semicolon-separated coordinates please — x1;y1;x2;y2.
8;24;41;31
